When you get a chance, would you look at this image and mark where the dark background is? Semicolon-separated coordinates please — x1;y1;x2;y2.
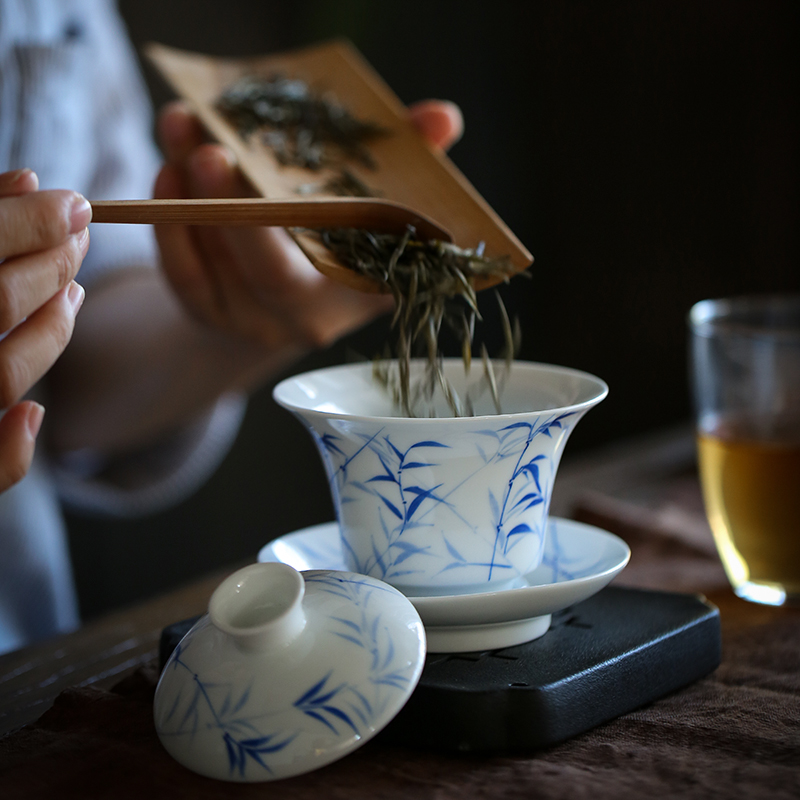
67;0;799;620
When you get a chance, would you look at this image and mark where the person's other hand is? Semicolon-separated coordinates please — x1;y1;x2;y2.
152;99;463;353
0;169;89;490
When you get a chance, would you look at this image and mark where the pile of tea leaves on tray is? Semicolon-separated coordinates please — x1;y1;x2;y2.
217;74;387;171
319;226;522;417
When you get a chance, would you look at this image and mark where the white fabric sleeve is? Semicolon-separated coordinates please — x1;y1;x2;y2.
46;0;247;516
52;393;247;517
79;0;162;285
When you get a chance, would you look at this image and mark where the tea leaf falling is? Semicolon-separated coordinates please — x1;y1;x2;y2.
317;227;522;417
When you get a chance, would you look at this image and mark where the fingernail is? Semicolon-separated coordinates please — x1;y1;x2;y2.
220;146;237;168
192;145;238;182
76;226;90;255
70;194;92;234
4;168;38;191
8;168;34;185
26;403;45;440
67;281;85;314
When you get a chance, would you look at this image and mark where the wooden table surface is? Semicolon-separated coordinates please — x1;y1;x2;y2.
0;564;238;737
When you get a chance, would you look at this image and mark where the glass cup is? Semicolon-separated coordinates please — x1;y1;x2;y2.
689;295;800;606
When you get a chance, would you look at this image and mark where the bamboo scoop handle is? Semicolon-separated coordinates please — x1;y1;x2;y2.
89;197;453;243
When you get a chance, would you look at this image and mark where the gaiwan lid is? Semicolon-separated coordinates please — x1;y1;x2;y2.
153;562;426;782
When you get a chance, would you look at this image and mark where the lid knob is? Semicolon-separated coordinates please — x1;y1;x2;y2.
208;562;306;653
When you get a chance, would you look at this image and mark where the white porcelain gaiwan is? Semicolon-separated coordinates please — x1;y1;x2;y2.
273;359;608;597
154;562;425;782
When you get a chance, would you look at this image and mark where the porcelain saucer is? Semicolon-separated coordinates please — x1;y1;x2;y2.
259;517;630;652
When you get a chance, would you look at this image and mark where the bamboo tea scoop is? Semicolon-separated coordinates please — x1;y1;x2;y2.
89;197;453;243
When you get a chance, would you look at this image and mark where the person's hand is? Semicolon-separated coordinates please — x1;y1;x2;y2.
152;99;463;354
0;169;89;490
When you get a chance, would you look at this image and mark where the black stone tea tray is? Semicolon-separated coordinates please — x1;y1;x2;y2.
160;585;721;753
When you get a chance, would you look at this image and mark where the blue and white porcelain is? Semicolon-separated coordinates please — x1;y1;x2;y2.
154;562;425;782
259;517;631;652
273;359;608;597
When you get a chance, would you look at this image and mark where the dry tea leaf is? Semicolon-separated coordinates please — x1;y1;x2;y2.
317;227;522;416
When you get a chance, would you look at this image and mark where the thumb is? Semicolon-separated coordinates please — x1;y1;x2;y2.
409;100;464;151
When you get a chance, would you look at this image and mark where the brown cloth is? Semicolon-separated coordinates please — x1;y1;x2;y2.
1;483;799;799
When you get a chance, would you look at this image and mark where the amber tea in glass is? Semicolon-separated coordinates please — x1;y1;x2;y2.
690;295;800;605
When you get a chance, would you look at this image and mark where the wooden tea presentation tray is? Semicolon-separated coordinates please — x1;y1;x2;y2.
145;40;533;292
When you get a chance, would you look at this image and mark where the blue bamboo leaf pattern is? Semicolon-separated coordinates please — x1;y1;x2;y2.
160;647;296;779
373;454;398;483
336;437;457;579
303;573;417;719
331;616;361;634
437;534;514;575
387;438;405;461
304;572;398;600
390;539;432;565
371;537;388;573
164;689;182;723
378;493;403;520
157;572;418;780
483;414;576;578
293;671;359;735
443;537;465;562
508;523;532;537
437;559;513;574
512;492;540;510
405;484;445;519
307;409;581;586
367;474;396;483
540;519;608;582
321;433;346;459
223;731;295;778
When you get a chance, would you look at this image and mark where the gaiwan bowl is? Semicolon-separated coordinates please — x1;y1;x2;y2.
273;359;608;597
